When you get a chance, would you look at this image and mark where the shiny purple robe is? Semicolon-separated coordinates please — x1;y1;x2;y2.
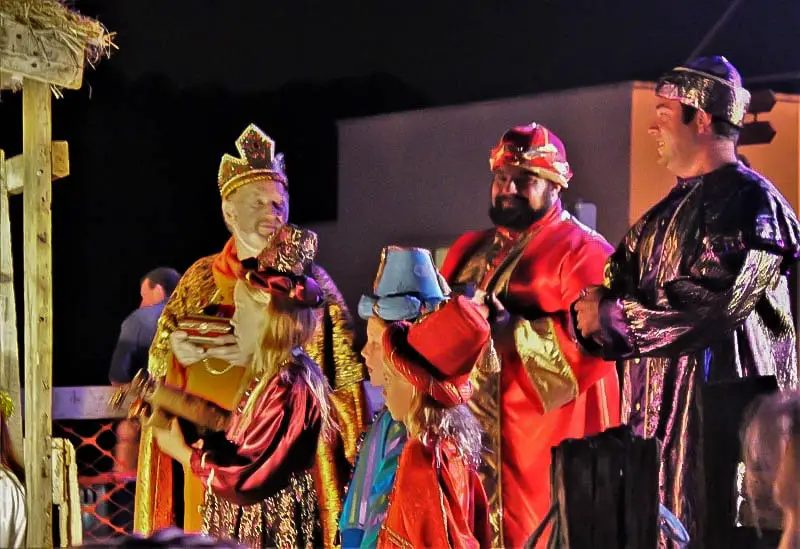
575;162;800;548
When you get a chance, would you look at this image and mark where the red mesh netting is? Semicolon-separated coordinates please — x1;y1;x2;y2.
54;419;137;543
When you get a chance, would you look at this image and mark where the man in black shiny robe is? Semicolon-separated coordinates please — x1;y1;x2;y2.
573;56;800;548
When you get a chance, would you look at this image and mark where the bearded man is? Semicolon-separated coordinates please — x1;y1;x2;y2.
440;122;621;547
134;124;366;548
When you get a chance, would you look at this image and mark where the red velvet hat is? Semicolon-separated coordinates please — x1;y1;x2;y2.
489;122;573;188
241;224;324;308
383;295;491;408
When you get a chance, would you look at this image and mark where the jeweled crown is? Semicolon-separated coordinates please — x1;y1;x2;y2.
217;124;288;198
257;224;319;276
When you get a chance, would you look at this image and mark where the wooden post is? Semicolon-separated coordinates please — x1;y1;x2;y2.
22;78;54;548
0;149;23;452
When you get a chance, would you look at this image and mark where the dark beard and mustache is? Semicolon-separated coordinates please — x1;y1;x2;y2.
488;195;551;231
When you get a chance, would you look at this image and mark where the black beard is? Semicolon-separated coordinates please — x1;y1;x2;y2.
488;195;546;231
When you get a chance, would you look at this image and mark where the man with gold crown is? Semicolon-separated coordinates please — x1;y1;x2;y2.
134;124;367;547
439;122;621;547
573;56;800;548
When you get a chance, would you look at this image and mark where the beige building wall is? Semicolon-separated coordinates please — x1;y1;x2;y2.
629;82;800;222
323;81;800;349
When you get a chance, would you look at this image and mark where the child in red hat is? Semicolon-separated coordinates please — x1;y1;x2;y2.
377;295;491;549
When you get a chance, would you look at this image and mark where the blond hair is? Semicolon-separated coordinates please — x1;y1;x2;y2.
741;391;800;530
384;356;482;466
235;283;335;440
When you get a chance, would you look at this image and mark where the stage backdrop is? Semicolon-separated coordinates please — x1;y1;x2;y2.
321;81;800;371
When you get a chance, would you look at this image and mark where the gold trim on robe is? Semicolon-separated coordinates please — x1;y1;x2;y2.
513;318;579;413
135;252;366;549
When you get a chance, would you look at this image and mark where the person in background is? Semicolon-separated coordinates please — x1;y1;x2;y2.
109;267;180;478
742;391;800;549
109;267;181;385
0;389;25;549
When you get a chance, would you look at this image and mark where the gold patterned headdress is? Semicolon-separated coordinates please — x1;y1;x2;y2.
655;56;751;128
256;224;318;276
217;124;288;199
0;390;14;419
242;224;324;308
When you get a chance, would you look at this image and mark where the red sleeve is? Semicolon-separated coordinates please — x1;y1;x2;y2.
557;236;617;393
509;233;617;414
190;376;321;506
441;231;489;282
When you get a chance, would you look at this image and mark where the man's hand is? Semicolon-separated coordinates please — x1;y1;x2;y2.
472;292;515;348
204;334;250;366
169;331;207;366
573;285;605;339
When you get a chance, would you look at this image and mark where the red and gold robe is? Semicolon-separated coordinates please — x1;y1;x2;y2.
377;439;490;549
135;238;366;547
440;203;621;548
192;357;326;549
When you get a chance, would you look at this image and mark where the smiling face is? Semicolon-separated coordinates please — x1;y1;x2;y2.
222;179;289;258
648;97;710;178
489;164;558;230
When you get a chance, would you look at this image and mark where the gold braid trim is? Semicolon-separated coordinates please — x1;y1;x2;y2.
312;439;344;549
513;317;579;413
135;255;219;535
306;264;366;463
134;424;176;534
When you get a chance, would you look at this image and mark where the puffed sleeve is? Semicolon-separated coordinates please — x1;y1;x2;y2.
190;376;321;506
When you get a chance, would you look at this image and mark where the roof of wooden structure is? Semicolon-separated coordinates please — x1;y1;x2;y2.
0;0;114;92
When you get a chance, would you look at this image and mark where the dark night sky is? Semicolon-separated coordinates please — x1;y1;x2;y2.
85;0;800;101
2;0;800;387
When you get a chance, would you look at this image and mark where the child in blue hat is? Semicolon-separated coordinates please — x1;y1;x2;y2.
339;246;448;548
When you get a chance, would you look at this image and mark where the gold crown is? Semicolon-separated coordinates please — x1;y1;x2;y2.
217;124;288;199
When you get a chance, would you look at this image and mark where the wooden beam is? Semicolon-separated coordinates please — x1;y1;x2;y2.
0;149;23;452
6;141;70;195
0;15;84;89
22;78;54;549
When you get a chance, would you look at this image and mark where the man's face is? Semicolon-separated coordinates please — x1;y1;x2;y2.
139;279;164;308
223;180;289;254
649;98;703;177
489;164;558;231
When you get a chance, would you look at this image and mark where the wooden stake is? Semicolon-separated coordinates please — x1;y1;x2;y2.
0;150;23;453
22;78;54;548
